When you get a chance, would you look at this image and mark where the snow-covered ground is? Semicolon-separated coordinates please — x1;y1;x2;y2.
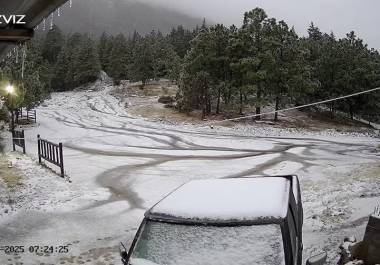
0;85;379;264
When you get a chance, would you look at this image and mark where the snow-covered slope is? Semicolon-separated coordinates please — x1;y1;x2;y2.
1;85;379;264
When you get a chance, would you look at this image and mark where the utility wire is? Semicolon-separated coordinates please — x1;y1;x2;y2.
204;87;380;126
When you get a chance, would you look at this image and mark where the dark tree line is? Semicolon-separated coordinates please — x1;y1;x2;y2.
178;8;380;121
1;8;379;123
98;26;197;85
0;24;198;110
0;26;101;108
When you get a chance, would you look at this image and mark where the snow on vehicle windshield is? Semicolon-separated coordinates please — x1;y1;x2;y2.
149;177;290;222
130;221;285;265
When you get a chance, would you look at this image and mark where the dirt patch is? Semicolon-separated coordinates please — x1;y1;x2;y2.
117;81;178;97
127;98;201;123
112;81;205;123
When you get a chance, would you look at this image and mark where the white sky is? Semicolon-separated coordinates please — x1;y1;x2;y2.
141;0;380;49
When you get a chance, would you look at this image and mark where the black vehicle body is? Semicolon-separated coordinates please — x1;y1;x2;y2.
122;175;304;265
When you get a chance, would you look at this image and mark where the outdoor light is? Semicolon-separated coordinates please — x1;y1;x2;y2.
5;84;15;94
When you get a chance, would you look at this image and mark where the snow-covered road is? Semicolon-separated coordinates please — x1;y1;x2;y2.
1;86;379;265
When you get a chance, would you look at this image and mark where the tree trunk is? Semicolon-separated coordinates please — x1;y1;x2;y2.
256;84;261;120
239;90;243;115
216;87;221;115
330;103;334;119
274;96;280;122
202;95;206;120
206;97;211;114
349;105;354;120
15;108;19;124
255;106;261;120
225;90;231;106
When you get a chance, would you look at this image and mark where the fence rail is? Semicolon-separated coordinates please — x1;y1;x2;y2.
15;108;37;124
26;109;37;123
12;129;26;154
37;135;64;178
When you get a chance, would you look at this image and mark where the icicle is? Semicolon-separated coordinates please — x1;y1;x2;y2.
50;12;54;30
21;45;26;79
35;24;39;30
57;7;61;17
43;18;46;31
69;0;72;8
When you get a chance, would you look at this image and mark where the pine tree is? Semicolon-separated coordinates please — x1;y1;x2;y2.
266;20;313;121
180;24;230;116
131;37;154;87
108;34;130;84
52;43;70;91
42;25;64;64
73;36;101;86
65;33;84;89
168;25;196;58
209;24;230;114
22;39;49;106
98;32;113;73
241;8;273;118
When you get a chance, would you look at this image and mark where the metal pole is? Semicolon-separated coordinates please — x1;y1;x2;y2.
12;130;15;151
8;92;15;131
11;110;14;130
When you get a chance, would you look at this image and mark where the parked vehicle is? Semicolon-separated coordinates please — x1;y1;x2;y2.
120;176;327;265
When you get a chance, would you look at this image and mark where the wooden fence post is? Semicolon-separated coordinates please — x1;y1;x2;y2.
59;142;64;178
21;130;25;154
37;134;41;164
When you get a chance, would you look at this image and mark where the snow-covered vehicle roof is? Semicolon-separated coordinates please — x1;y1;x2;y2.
147;177;293;224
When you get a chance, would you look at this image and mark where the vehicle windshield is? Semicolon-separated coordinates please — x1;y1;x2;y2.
130;221;285;265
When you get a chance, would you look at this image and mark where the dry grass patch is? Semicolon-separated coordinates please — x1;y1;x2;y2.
0;155;22;189
125;82;178;97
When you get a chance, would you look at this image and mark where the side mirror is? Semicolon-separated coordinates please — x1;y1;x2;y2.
119;242;129;264
306;252;327;265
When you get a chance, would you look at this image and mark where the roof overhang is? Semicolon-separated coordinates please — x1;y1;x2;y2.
0;0;69;60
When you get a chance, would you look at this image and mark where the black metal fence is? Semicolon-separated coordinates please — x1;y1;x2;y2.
37;135;64;178
12;129;26;154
